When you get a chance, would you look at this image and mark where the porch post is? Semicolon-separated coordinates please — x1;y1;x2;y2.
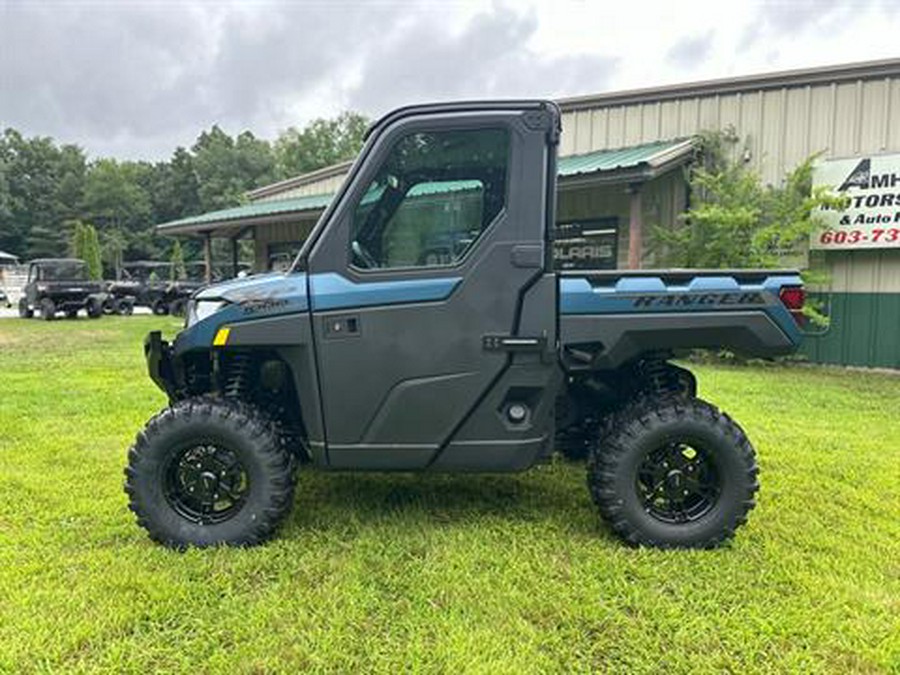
231;237;239;277
627;182;644;270
203;232;212;283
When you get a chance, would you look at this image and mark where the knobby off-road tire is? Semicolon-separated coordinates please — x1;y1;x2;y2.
151;299;169;316
114;298;134;315
124;397;296;549
587;396;758;549
40;298;55;320
168;299;186;317
87;299;102;319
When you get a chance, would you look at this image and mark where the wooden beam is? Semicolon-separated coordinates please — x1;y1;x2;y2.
203;232;212;283
627;183;644;270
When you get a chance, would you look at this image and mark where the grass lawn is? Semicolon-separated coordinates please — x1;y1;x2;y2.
0;316;898;674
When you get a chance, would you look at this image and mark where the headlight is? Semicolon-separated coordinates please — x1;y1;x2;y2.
186;299;227;327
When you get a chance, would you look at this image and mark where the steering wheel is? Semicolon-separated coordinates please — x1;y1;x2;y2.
352;240;379;269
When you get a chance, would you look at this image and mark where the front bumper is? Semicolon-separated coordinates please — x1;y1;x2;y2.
144;331;176;397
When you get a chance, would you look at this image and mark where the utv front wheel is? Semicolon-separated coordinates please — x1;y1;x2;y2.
587;397;758;549
18;299;33;319
125;398;296;548
40;298;56;320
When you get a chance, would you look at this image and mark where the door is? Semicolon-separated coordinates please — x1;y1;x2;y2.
307;103;561;470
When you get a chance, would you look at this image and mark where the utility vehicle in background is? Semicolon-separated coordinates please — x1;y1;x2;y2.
18;258;104;320
125;101;806;550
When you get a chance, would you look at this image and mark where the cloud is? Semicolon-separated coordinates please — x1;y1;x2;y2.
0;2;616;160
666;32;714;69
1;0;896;161
737;0;869;52
344;5;618;115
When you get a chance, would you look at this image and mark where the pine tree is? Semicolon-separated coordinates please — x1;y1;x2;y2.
170;239;186;280
71;220;87;259
84;224;103;280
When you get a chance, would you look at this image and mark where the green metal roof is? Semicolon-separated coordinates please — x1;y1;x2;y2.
558;138;693;177
158;139;693;234
157;193;334;232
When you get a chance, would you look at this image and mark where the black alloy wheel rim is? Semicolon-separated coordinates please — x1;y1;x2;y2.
636;440;721;524
164;442;250;524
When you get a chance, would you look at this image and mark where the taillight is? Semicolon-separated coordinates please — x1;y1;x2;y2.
779;286;805;325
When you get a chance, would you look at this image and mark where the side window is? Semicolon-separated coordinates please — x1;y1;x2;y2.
350;128;509;270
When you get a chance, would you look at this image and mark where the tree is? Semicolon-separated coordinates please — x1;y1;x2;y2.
0;129;87;258
83;224;103;280
192;126;276;212
654;129;846;269
170;239;186;280
71;220;87;259
274;112;369;179
82;158;152;233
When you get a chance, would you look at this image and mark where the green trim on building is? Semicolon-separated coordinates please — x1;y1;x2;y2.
803;292;900;368
158;193;334;231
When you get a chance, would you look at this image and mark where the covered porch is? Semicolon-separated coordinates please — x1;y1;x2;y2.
155;138;695;278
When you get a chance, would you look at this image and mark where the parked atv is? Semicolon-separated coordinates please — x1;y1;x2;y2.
18;258;104;320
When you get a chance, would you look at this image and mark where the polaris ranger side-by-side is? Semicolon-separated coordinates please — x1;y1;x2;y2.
126;101;806;549
18;259;104;320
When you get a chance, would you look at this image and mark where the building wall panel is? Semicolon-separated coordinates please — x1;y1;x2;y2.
890;79;900;150
807;84;834;157
607;107;626;147
783;86;812;171
698;95;719;130
859;79;889;152
659;100;681;140
831;82;859;156
641;103;661;143
590;108;609;149
804;292;900;368
574;109;594;154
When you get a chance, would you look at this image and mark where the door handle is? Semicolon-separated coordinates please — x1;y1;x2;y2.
324;315;360;338
482;334;547;352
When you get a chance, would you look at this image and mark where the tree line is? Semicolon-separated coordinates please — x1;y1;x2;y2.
0;112;369;272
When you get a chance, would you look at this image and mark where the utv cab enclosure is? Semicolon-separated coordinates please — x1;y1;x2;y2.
19;258;104;320
127;101;806;550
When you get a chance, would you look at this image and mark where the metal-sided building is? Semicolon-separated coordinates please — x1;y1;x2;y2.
158;58;900;368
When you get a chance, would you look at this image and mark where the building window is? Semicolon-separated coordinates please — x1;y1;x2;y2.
268;241;304;272
553;218;619;270
349;128;509;270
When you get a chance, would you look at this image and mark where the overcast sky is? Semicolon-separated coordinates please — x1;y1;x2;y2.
1;0;898;161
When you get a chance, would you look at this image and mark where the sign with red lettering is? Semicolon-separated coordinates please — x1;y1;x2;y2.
812;153;900;249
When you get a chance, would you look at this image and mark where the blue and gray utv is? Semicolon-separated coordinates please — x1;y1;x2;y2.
126;101;806;549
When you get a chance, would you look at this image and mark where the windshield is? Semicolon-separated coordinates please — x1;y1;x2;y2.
40;262;88;281
123;264;171;282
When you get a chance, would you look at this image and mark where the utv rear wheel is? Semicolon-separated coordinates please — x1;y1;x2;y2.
152;299;168;316
168;298;186;317
124;398;295;548
40;298;56;320
18;299;33;319
114;298;134;315
587;397;758;549
87;299;102;319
